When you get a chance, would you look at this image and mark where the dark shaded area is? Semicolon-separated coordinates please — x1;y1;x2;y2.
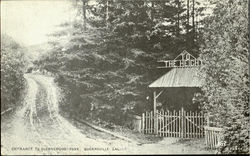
147;87;202;112
1;34;28;112
35;0;206;127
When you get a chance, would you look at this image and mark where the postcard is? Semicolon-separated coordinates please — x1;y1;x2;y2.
1;0;249;155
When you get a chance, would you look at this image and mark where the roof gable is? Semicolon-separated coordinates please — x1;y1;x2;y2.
149;50;203;88
149;67;203;88
158;50;202;68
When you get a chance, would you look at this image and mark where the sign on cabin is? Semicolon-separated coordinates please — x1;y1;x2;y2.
148;50;204;116
158;50;202;68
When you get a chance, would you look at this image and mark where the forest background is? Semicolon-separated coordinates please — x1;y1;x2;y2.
1;0;248;154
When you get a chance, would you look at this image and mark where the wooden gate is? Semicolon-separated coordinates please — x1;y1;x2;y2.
141;108;205;138
204;126;223;149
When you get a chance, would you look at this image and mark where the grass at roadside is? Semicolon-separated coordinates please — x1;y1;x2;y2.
60;111;215;154
60;111;163;144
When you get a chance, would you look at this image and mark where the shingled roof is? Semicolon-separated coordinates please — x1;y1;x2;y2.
149;67;203;88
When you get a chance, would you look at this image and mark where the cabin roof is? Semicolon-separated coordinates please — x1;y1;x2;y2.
149;67;203;88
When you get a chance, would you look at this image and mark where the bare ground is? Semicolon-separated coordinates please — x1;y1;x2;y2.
1;74;215;155
64;114;216;154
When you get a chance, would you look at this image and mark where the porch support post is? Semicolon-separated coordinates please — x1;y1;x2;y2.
155;90;163;99
153;90;163;134
153;90;163;114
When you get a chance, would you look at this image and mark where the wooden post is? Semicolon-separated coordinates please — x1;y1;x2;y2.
169;111;172;137
167;110;170;137
153;91;157;134
207;113;210;126
148;112;150;134
195;111;198;138
163;111;166;137
145;111;148;134
181;107;184;138
141;113;145;133
205;128;207;146
183;108;186;138
150;111;153;133
179;109;181;137
159;110;162;136
198;112;201;138
192;111;195;138
187;111;189;138
173;110;176;137
156;110;159;135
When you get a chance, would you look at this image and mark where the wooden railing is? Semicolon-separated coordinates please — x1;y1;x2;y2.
141;111;154;134
204;126;223;149
140;109;223;149
141;109;205;138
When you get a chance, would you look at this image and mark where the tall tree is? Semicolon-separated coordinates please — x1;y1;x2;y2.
187;0;190;35
151;1;155;20
192;0;195;40
200;0;249;153
82;0;87;30
36;0;207;126
176;0;180;36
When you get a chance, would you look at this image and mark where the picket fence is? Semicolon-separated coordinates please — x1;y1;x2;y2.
141;108;205;138
140;109;223;149
204;126;223;149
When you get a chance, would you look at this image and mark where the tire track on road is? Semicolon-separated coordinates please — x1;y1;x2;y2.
2;73;134;155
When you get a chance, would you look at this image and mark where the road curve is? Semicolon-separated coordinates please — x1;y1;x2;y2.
1;73;212;155
1;73;132;155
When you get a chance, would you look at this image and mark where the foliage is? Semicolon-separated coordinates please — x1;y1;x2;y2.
1;34;28;111
35;0;206;125
89;0;205;56
200;0;249;153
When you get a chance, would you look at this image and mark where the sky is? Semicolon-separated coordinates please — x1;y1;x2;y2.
1;0;76;46
1;0;212;47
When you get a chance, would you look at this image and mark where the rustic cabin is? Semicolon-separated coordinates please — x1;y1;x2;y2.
139;50;206;139
149;50;203;112
137;51;222;149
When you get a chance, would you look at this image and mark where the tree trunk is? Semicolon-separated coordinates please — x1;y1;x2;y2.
186;0;190;49
177;0;180;36
82;0;86;30
187;0;189;34
192;0;195;41
196;10;199;37
151;1;154;20
106;0;109;28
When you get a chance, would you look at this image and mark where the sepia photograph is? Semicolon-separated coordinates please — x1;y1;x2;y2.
1;0;249;155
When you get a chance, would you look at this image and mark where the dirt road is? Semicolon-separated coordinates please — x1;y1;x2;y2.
1;73;213;155
1;74;133;155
